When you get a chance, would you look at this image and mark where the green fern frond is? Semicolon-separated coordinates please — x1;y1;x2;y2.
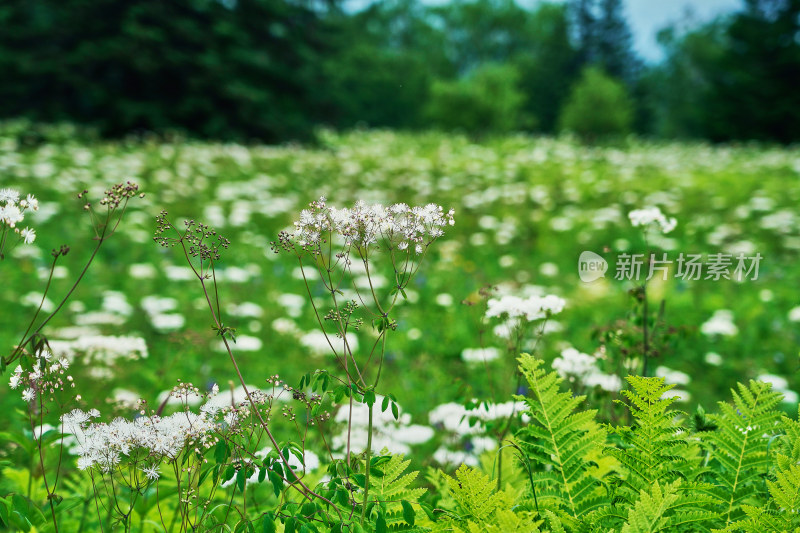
704;380;783;525
620;480;719;533
433;465;538;533
446;465;508;523
621;480;679;533
728;407;800;532
367;453;428;531
543;510;567;533
605;375;697;498
588;376;720;531
515;353;606;524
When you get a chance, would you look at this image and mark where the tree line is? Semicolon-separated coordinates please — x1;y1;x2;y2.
1;0;797;143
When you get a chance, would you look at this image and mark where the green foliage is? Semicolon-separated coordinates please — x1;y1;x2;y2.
705;380;784;526
558;66;634;139
430;465;539;533
726;407;800;531
425;63;529;135
0;0;333;142
592;376;719;530
515;353;606;525
367;453;427;531
607;376;695;495
620;479;718;533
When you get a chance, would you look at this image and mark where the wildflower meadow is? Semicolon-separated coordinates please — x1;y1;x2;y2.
2;121;800;532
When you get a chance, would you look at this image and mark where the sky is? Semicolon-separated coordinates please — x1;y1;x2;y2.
625;0;741;61
346;0;744;63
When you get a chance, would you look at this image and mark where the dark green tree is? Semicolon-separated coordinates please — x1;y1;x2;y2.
512;3;580;132
0;0;336;142
704;0;800;142
321;0;447;130
559;66;634;140
568;0;639;83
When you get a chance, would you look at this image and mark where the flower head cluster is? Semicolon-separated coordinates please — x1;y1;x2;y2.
280;197;455;254
628;206;677;234
700;309;738;337
48;335;149;367
485;294;566;321
99;181;143;209
0;188;38;246
154;212;230;263
9;350;74;403
333;397;434;456
552;347;621;392
63;407;217;472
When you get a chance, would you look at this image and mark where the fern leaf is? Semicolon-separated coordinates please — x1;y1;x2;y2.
447;465;507;523
604;376;705;498
515;353;605;524
621;480;678;533
436;465;538;532
590;376;719;531
728;407;800;532
368;453;427;531
704;380;783;525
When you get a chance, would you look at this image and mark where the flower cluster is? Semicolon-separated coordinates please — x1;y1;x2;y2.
700;309;739;337
48;335;149;367
0;188;38;246
283;197;455;254
9;350;74;403
99;181;143;209
628;206;677;234
154;212;230;263
62;408;217;473
485;294;566;321
333;397;434;456
552;347;622;392
428;400;528;465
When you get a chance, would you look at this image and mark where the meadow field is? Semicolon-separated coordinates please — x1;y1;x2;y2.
2;121;800;531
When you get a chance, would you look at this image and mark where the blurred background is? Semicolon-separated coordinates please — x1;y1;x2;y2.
1;0;798;143
2;0;800;472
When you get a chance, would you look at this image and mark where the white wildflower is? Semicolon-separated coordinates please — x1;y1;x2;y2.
461;347;501;364
141;464;160;480
19;227;35;244
700;310;738;337
628;206;677;234
0;188;20;204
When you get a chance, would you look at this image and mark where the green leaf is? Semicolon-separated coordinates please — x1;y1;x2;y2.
376;513;387;533
401;500;415;525
364;390;376;407
269;470;283;498
215;441;228;464
262;512;276;533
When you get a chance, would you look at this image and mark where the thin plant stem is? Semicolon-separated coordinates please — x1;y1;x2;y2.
360;405;374;525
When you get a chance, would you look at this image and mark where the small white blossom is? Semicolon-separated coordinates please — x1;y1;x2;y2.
19;227;36;244
141;464;160;480
700;310;738;337
0;188;20;204
628;206;677;234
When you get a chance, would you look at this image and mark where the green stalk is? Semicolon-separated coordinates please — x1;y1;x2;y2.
360;405;374;524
